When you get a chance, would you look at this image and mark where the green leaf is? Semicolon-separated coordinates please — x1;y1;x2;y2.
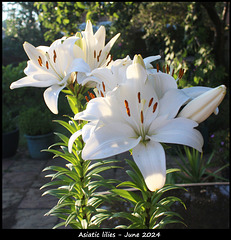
111;212;143;224
110;189;142;204
88;159;120;172
87;165;121;177
133;201;145;213
53;119;77;134
66;95;79;115
40;180;69;190
81;219;88;229
125;170;147;192
42;188;69;197
63;18;69;25
52;221;66;229
54;132;70;145
77;2;86;9
65;212;77;227
166;168;181;174
116;181;141;190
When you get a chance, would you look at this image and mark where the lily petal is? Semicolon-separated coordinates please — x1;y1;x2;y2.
143;55;161;66
99;32;120;66
157;88;189;119
94;25;106;53
148;72;178;99
43;84;66;114
68;129;83;153
10;76;58;89
126;61;147;83
82;122;141;160
149;117;204;152
132;141;166;191
181;86;213;100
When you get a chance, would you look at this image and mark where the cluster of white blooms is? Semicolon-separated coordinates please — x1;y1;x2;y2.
11;20;226;191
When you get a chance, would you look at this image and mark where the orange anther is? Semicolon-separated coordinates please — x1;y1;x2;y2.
153;102;158;113
148;97;154;107
171;69;175;77
53;50;57;63
124;100;131;117
156;63;159;72
38;56;42;66
98;50;102;58
100;91;104;97
166;64;170;74
106;55;113;66
138;92;141;103
85;96;89;102
140;110;144;124
102;81;106;92
106;52;110;60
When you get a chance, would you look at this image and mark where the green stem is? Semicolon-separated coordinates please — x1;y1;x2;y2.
145;195;151;228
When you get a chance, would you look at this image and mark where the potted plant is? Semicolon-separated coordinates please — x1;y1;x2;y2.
2;106;19;158
19;106;54;159
2;63;27;158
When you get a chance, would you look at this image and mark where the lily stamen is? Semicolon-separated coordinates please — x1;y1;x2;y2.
156;63;159;72
53;50;57;63
153;102;158;113
102;81;106;92
85;96;89;102
100;91;104;97
38;56;42;66
148;97;154;107
140;110;144;124
171;68;175;77
106;52;110;60
138;92;141;103
98;50;102;59
45;52;63;80
106;55;113;66
124;100;131;117
166;64;170;74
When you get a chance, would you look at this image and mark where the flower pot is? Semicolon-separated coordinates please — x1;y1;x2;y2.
2;128;19;158
25;132;54;159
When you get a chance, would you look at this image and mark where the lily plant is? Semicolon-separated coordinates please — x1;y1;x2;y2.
10;20;227;229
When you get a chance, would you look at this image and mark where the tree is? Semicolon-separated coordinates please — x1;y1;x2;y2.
2;2;48;66
201;2;229;73
34;2;94;41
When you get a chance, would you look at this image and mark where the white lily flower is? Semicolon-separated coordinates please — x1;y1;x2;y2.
69;55;204;191
10;36;84;114
81;54;161;97
178;85;226;123
74;20;120;85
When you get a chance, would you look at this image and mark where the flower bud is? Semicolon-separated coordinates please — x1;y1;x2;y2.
178;85;226;123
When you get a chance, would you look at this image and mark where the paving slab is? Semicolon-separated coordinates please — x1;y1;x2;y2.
18;188;57;209
11;209;59;229
8;157;47;172
3;171;38;189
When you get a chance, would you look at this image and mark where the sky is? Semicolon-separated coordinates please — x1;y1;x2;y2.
2;2;11;21
2;2;21;21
